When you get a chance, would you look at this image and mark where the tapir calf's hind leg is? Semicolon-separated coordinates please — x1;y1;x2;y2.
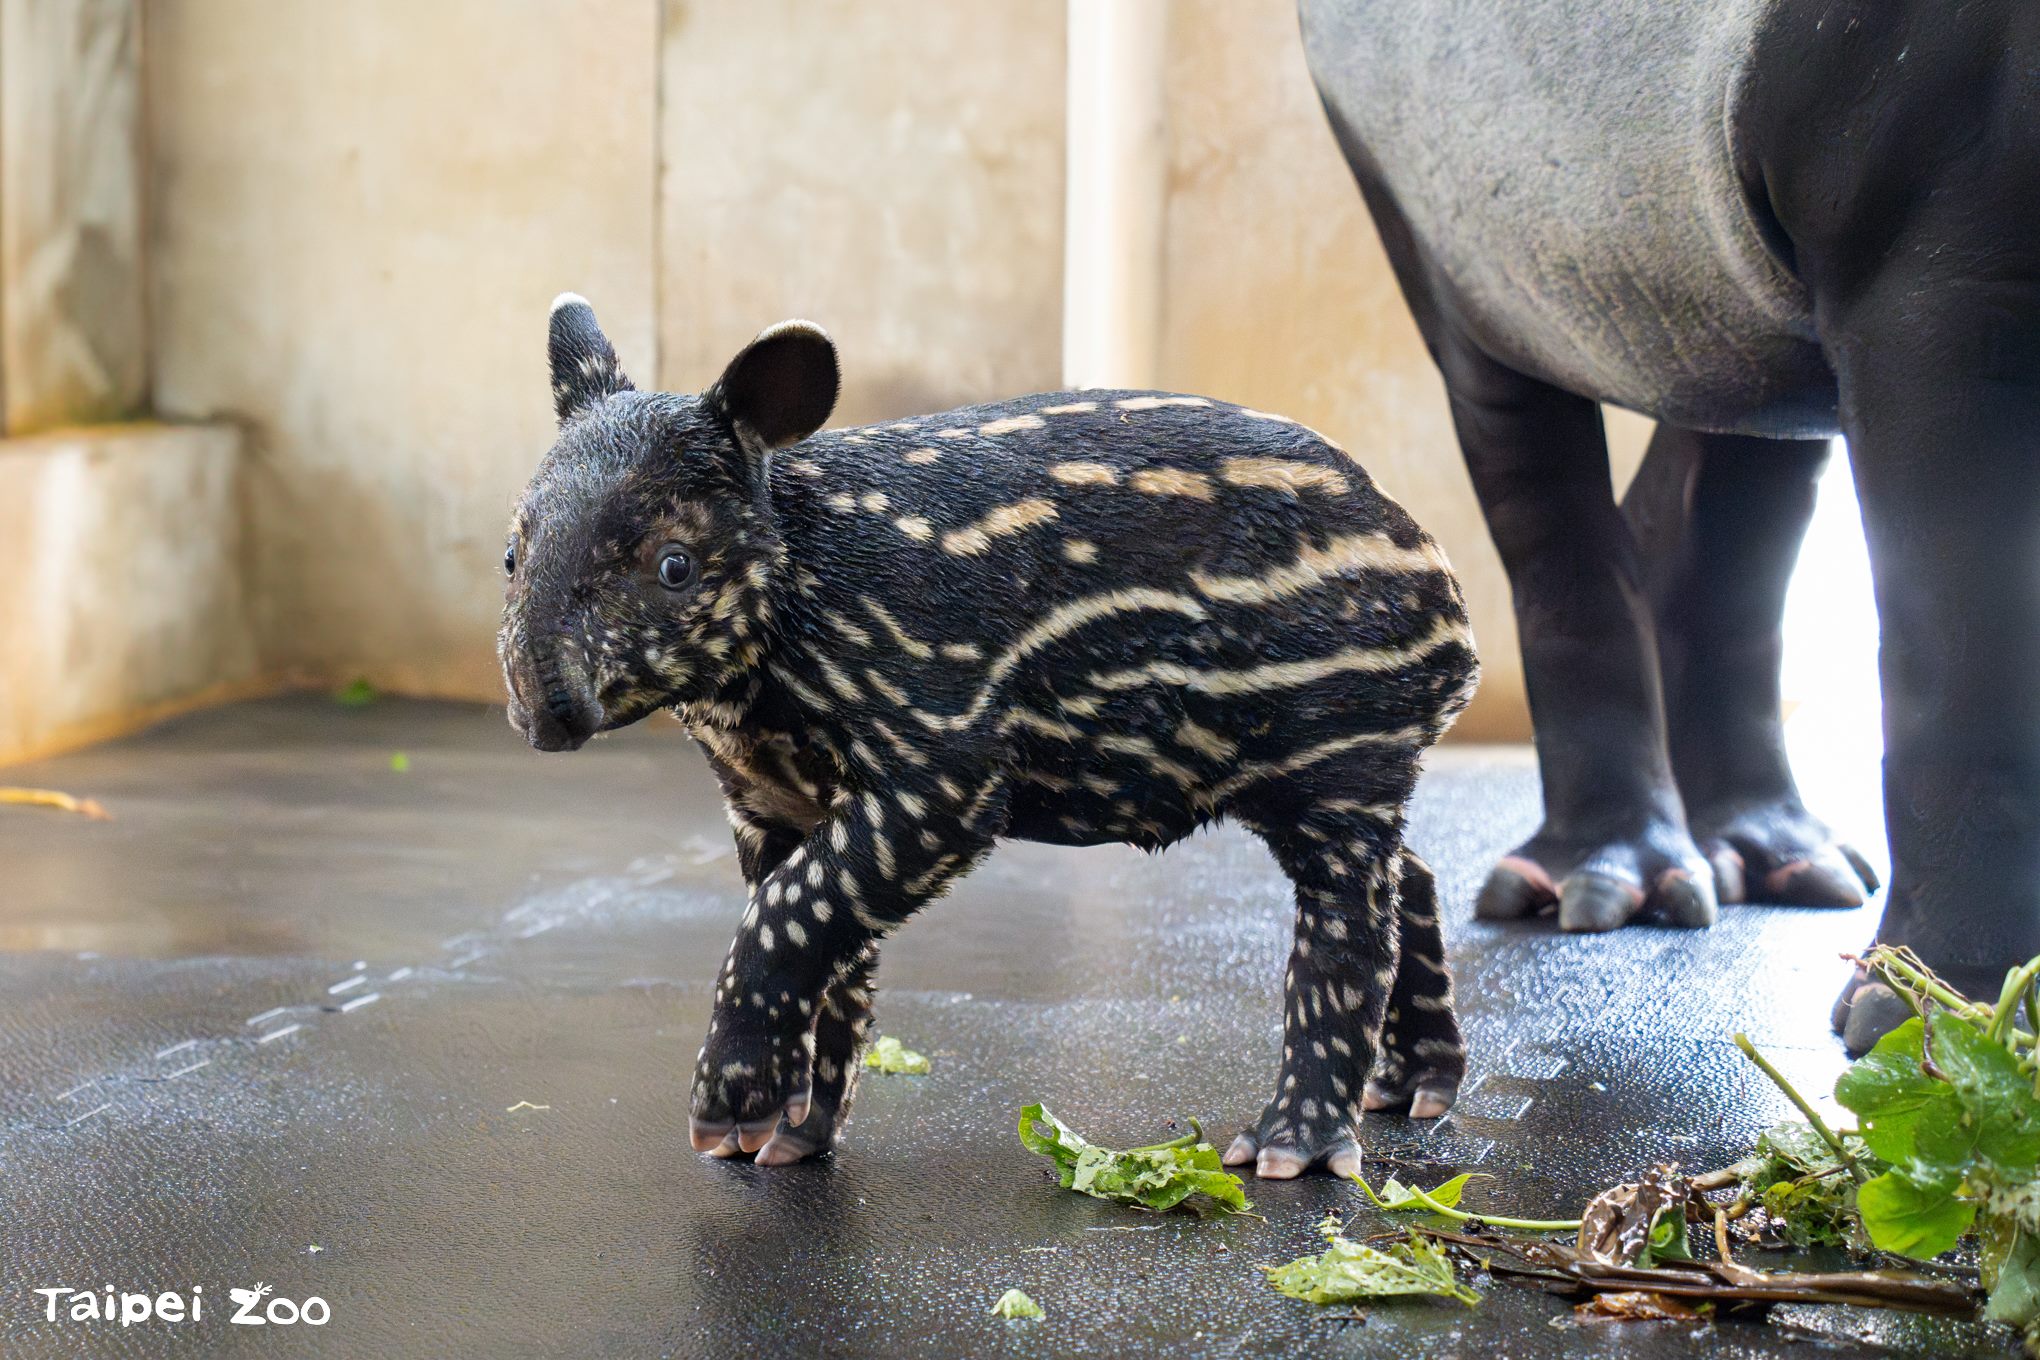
1224;767;1453;1180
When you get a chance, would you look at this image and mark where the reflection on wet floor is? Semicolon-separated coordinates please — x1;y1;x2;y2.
3;696;2008;1359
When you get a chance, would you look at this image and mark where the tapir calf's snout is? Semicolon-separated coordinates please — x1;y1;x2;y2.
505;640;603;753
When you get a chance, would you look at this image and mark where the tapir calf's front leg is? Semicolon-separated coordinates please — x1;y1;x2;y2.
689;786;997;1159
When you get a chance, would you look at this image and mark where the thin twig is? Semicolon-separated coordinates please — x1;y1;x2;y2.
0;787;110;820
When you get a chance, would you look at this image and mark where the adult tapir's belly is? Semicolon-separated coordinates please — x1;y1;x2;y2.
1301;0;1840;438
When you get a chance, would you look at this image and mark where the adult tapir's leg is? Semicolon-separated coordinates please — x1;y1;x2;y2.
1741;0;2040;1046
1622;426;1879;908
1818;276;2040;1050
1437;337;1717;931
1326;162;1714;933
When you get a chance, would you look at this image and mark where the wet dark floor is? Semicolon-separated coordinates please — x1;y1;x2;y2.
0;697;2012;1357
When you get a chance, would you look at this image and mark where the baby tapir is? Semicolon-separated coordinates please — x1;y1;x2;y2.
499;295;1479;1178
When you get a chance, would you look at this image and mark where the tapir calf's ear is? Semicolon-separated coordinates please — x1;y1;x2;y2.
708;321;839;450
548;293;634;424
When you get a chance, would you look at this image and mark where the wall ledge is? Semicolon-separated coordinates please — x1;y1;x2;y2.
0;420;257;765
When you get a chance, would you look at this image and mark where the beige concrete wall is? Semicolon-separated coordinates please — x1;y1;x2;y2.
658;0;1066;420
0;0;149;434
1153;0;1514;737
145;0;659;701
141;0;1063;709
0;423;255;765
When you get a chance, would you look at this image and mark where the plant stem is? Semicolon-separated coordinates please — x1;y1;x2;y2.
1396;1182;1582;1233
1870;951;2035;1046
1129;1121;1204;1154
1990;961;2040;1044
1732;1032;1870;1186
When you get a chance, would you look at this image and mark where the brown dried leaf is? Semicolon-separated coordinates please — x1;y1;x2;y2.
1572;1291;1708;1324
1577;1164;1690;1265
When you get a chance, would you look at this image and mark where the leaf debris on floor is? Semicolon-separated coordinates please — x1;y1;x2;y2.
1263;1217;1480;1307
1019;1104;1250;1215
1208;947;2034;1351
989;1288;1043;1320
863;1035;930;1074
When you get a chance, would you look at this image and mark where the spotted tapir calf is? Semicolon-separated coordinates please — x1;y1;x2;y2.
498;296;1478;1177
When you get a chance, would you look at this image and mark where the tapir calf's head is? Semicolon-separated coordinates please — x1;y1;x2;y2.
498;295;839;751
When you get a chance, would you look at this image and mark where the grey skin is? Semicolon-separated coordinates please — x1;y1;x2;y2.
1301;0;2040;1048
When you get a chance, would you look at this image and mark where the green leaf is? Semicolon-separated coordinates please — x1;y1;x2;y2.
1981;1212;2040;1333
1263;1228;1479;1307
333;678;379;707
1017;1105;1250;1214
1739;1121;1881;1249
1929;1012;2040;1180
1018;1104;1089;1180
1637;1205;1695;1268
1856;1169;1977;1259
1356;1173;1481;1213
1836;1018;1945;1165
988;1288;1044;1320
863;1035;930;1075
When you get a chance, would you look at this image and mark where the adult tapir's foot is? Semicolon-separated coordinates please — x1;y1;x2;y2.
1828;948;2028;1055
1475;822;1717;931
1829;968;1916;1056
1688;796;1878;909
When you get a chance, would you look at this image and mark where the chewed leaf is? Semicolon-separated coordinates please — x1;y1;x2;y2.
1018;1104;1090;1180
863;1035;931;1075
1264;1228;1479;1307
1356;1173;1482;1213
1017;1106;1250;1214
1578;1165;1692;1267
989;1288;1044;1320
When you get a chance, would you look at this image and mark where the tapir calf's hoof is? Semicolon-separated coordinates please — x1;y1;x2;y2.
1221;1128;1366;1181
690;1090;810;1158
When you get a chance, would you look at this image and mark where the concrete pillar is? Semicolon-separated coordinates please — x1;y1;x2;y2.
1061;0;1168;390
0;0;148;434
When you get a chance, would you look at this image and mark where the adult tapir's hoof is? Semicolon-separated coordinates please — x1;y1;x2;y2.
1830;969;1917;1056
1691;799;1879;910
1476;827;1717;931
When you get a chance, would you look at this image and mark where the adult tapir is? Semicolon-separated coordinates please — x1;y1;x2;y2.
1300;0;2039;1049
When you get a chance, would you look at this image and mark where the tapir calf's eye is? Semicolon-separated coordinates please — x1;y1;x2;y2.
503;544;516;576
657;547;697;591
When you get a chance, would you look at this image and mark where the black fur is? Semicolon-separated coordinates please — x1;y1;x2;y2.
501;308;1478;1173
